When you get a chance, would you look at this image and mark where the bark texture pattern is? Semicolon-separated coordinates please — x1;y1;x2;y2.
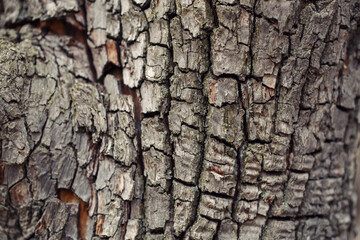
0;0;360;239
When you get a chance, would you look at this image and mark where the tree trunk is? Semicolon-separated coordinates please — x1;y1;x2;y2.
0;0;360;239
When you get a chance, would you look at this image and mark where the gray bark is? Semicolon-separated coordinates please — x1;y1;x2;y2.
0;0;360;239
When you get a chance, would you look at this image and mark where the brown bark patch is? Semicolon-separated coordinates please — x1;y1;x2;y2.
36;14;86;44
106;40;120;66
95;215;105;235
10;180;31;208
210;82;216;103
38;20;66;35
58;189;89;240
209;165;225;176
35;221;46;234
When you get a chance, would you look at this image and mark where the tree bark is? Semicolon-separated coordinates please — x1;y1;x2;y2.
0;0;360;239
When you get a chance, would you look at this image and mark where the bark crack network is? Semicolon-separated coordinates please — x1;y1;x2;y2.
0;0;360;239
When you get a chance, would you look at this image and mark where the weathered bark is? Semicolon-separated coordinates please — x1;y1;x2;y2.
0;0;360;239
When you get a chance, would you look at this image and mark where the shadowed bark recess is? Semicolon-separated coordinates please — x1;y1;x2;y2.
0;0;360;239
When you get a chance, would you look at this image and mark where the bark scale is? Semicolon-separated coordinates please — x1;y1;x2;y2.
0;0;360;239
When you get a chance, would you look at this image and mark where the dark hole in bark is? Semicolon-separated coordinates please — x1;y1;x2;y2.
0;1;4;14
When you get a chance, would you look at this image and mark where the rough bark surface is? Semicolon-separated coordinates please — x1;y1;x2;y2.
0;0;360;239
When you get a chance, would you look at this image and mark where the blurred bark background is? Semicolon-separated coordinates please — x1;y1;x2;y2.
0;0;360;239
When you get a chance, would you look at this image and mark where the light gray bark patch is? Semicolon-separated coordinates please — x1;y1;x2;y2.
95;157;115;190
239;184;260;201
189;216;218;240
217;219;238;240
247;101;276;142
140;80;168;114
176;0;214;38
145;45;172;83
169;100;204;134
1;119;30;165
172;182;199;235
121;32;148;88
238;216;266;240
28;146;56;201
112;129;137;166
198;193;232;220
206;105;245;148
70;81;107;139
263;220;297;240
145;186;171;231
211;4;251;77
200;137;237;196
143;147;171;191
170;67;203;103
170;16;210;73
124;219;143;240
121;9;147;42
109;165;136;201
173;125;204;184
271;172;309;217
299;178;343;216
72;169;91;203
241;147;261;183
96;197;126;237
234;200;257;223
204;76;239;107
35;198;70;238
